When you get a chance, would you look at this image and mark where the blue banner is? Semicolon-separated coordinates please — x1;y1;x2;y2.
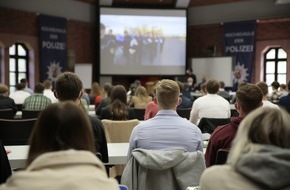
39;15;67;82
223;20;256;91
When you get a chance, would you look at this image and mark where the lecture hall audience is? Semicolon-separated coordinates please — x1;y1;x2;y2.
0;102;119;190
200;107;290;190
128;86;152;109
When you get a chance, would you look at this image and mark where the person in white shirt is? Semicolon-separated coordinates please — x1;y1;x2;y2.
256;81;279;109
9;83;31;104
43;80;58;103
189;79;231;125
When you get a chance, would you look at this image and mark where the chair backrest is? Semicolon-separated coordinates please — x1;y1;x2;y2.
22;110;42;119
176;108;191;120
133;108;145;120
0;118;37;145
15;104;22;111
197;118;231;134
101;119;140;143
215;149;229;165
0;109;14;119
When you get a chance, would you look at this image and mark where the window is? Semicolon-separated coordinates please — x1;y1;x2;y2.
9;43;29;93
264;47;287;92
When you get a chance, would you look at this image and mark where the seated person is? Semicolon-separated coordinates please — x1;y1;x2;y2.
0;83;17;115
127;79;203;159
0;102;119;190
200;107;290;190
176;81;193;109
129;86;152;109
9;83;30;105
256;82;279;109
205;83;263;167
99;85;135;120
268;81;281;104
218;81;231;102
189;79;230;125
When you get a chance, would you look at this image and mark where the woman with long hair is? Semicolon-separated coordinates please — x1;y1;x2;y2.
0;102;118;190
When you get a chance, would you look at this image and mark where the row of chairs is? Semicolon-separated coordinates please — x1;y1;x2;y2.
0;109;41;119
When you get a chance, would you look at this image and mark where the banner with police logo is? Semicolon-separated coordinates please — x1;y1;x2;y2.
223;20;256;90
39;15;67;82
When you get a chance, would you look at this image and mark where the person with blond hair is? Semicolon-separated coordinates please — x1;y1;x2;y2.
200;107;290;190
127;79;203;157
0;102;118;190
129;86;152;109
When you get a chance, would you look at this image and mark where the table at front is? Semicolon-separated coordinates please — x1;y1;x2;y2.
5;143;129;169
6;143;207;169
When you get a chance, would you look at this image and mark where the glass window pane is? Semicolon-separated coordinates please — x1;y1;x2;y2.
278;48;287;59
277;74;286;85
9;86;16;94
18;59;27;72
9;58;16;72
266;61;275;74
277;61;287;74
9;45;15;55
18;44;26;56
9;73;16;85
265;74;275;86
266;49;275;59
18;73;26;81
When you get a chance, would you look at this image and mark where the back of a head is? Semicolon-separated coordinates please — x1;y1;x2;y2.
20;78;28;85
15;83;25;91
135;86;148;98
228;107;290;166
271;81;280;90
219;81;225;89
90;82;102;96
236;84;263;114
27;101;95;165
256;82;268;96
176;81;185;92
103;82;112;94
55;72;83;101
280;84;286;91
43;80;52;89
206;79;219;94
34;83;45;94
110;85;129;120
156;79;180;109
0;84;8;95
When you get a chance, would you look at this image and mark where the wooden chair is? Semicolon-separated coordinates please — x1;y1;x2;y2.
0;109;14;119
0;118;37;145
22;110;42;119
101;119;140;177
177;108;191;119
133;108;146;120
198;118;231;134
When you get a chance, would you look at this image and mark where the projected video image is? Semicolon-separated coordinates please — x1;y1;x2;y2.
100;15;186;67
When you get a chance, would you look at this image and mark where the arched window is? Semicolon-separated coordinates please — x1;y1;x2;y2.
9;43;29;93
264;47;287;90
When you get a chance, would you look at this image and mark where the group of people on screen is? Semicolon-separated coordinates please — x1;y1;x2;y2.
0;72;290;189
